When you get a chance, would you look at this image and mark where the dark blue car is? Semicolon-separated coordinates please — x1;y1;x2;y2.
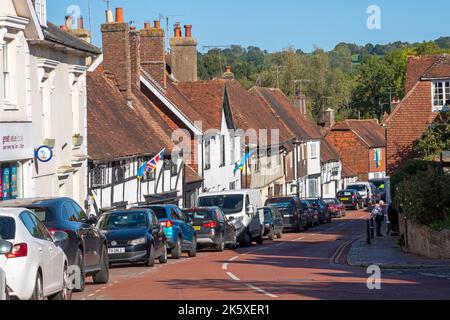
139;205;197;259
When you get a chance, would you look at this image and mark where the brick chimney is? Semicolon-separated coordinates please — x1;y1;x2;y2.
222;66;235;80
129;26;141;88
293;94;307;115
140;20;166;88
323;108;335;129
101;8;132;99
170;24;198;82
69;16;92;44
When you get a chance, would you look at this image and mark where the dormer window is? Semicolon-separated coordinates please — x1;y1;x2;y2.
432;81;450;111
32;0;47;27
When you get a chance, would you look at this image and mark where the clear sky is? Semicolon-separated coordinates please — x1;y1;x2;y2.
47;0;450;52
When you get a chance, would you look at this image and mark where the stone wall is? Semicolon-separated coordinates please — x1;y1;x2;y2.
399;214;450;259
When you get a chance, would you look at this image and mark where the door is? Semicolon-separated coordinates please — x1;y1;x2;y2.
70;201;102;268
20;212;58;295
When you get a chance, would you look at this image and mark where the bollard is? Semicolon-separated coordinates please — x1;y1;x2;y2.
366;219;371;245
0;268;5;301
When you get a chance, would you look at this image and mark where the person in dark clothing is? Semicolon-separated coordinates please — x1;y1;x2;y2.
371;201;385;237
387;203;399;235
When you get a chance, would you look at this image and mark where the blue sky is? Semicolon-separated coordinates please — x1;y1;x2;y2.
47;0;450;52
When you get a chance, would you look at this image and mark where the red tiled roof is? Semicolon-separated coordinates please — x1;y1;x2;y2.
250;87;323;141
421;55;450;80
405;55;440;93
342;165;357;178
332;120;385;148
87;72;175;161
185;165;203;183
321;140;340;163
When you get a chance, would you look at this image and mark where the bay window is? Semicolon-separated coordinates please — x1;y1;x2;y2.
432;81;450;111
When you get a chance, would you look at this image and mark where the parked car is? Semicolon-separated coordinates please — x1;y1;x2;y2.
0;208;71;300
198;190;264;246
303;198;332;224
265;196;309;232
369;178;391;203
183;207;237;251
346;182;381;207
262;206;284;240
337;190;364;210
0;198;109;292
97;209;168;267
301;200;318;228
140;205;196;259
323;198;347;218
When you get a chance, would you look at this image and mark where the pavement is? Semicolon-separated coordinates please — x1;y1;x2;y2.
347;231;450;269
73;210;450;300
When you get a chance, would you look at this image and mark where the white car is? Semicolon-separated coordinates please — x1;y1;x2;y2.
0;208;71;300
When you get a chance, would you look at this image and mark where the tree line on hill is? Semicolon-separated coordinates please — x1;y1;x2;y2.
197;37;450;122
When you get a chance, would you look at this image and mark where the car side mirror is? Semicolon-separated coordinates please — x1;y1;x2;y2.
53;231;69;246
246;205;255;215
0;240;12;255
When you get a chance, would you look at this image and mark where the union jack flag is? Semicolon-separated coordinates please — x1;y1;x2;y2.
137;149;165;179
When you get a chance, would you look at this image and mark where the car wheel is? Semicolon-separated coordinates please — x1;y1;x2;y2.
48;264;72;301
294;221;302;233
158;243;168;264
255;227;264;245
93;246;109;284
145;244;156;267
268;227;275;241
172;236;182;259
216;234;225;252
30;272;44;300
74;248;86;292
188;237;197;258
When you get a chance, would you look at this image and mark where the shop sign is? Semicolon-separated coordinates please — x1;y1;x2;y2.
0;122;33;162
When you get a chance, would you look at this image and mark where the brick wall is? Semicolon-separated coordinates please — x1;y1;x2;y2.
326;130;369;181
101;22;131;98
129;29;141;88
170;37;198;82
386;81;437;174
399;214;450;259
140;28;166;88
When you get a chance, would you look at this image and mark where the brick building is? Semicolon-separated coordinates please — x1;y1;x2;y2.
385;55;449;174
326;120;386;181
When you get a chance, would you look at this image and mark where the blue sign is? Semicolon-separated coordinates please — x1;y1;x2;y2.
36;146;53;163
2;168;10;200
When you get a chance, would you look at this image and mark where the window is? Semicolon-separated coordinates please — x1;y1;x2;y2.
0;217;15;240
230;136;235;165
32;0;47;26
310;143;318;159
70;201;87;221
205;138;211;170
2;40;9;102
62;202;80;222
20;212;52;241
170;161;178;177
112;162;125;183
220;135;225;167
308;179;318;197
90;165;107;188
432;81;450;110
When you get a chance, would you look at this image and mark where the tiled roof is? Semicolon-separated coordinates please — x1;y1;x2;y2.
185;165;203;183
405;55;441;93
87;72;174;161
321;140;340;163
44;22;101;55
342;165;357;178
421;55;450;80
332;120;385;148
250;87;323;140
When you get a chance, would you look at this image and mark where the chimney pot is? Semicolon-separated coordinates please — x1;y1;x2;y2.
184;25;192;37
60;25;68;31
115;8;124;23
154;20;161;29
174;24;182;37
144;22;151;30
65;15;73;30
77;16;84;29
105;9;114;23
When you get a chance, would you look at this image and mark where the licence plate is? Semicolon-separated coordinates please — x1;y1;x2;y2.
340;198;349;201
108;248;125;254
194;226;202;231
284;214;293;218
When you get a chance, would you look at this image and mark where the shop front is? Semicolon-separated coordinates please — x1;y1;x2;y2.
0;122;34;201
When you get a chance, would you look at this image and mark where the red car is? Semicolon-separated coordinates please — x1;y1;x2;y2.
323;198;347;218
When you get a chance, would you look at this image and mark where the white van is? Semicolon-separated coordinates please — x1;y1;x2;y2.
198;190;264;246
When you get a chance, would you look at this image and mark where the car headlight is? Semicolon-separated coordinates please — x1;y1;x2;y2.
129;237;147;246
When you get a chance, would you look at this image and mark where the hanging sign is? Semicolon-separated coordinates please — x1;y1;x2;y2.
36;146;53;163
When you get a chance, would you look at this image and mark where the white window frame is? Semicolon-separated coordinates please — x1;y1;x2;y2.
2;40;9;102
432;80;450;111
310;143;318;159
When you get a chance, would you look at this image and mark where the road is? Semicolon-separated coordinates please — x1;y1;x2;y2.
74;210;450;300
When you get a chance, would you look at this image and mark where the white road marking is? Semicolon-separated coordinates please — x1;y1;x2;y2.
222;263;228;270
246;284;278;298
226;272;240;281
229;256;240;261
88;294;94;297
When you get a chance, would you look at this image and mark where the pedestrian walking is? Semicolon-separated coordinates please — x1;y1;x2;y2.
371;201;385;237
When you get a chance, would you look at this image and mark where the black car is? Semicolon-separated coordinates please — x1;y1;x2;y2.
337;189;364;210
183;207;237;252
265;196;309;232
303;198;332;224
302;200;319;227
0;197;109;292
97;209;168;267
262;206;284;240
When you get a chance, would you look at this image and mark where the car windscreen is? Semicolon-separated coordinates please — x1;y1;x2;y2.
97;212;147;230
323;199;339;205
148;207;168;220
0;216;15;240
198;195;244;215
29;207;54;223
185;210;214;221
266;200;294;208
347;185;366;191
306;199;320;205
338;191;354;197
